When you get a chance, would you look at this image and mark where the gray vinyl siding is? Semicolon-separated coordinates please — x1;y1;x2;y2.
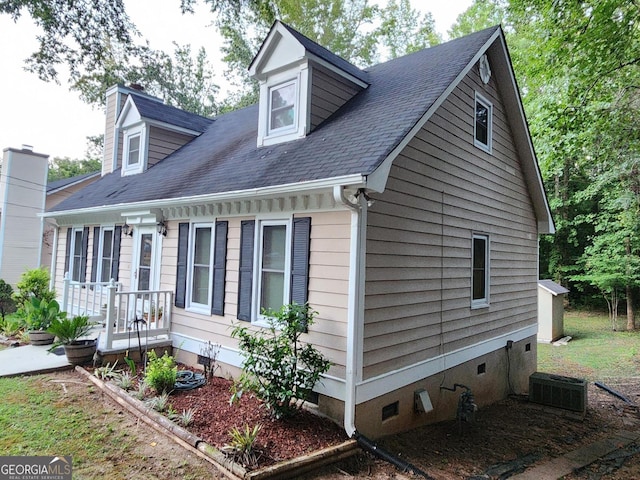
310;66;361;130
147;127;195;166
362;66;539;379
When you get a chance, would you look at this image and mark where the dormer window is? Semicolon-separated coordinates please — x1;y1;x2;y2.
269;80;297;132
127;134;141;166
122;127;146;175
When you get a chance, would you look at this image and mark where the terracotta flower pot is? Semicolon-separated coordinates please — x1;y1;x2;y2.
63;339;97;365
29;330;55;346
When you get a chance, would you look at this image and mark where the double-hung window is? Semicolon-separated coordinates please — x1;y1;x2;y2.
268;80;297;134
99;228;115;282
126;134;140;166
472;234;490;308
90;226;122;285
188;223;214;310
474;92;492;153
237;217;311;323
175;221;228;315
258;221;291;315
65;227;88;282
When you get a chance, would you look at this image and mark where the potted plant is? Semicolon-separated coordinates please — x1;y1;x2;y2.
23;297;64;345
47;315;97;365
143;304;163;323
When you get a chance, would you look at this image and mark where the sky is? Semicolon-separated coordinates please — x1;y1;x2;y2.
0;0;472;160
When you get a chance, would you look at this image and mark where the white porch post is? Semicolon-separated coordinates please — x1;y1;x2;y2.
61;272;70;312
104;279;117;350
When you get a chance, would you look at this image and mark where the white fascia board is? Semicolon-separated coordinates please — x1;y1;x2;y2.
115;96;140;129
493;34;555;234
368;29;554;234
306;53;369;89
367;29;502;194
41;174;367;219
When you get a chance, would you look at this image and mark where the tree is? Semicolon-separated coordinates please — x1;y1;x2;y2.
448;0;507;39
72;41;220;116
189;0;441;107
494;0;640;320
376;0;441;58
48;157;101;182
1;0;136;83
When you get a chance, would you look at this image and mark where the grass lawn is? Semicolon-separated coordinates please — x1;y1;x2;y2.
537;310;640;380
0;373;218;479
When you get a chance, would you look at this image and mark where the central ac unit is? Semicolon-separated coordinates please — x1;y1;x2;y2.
529;372;587;415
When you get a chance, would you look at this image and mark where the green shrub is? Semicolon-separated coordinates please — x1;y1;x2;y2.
0;280;16;321
14;268;55;311
231;303;331;419
144;350;177;394
0;314;22;337
24;298;65;332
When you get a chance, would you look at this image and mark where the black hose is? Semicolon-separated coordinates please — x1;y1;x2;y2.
174;370;206;390
354;431;435;479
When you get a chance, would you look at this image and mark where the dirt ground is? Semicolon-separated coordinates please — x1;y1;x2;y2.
308;379;640;480
22;369;640;479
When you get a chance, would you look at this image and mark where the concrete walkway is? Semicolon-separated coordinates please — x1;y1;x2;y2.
0;343;72;377
509;430;640;480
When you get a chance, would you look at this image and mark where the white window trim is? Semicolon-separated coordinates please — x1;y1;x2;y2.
267;78;298;136
474;92;493;154
471;233;490;309
257;66;310;147
253;217;293;325
97;226;115;284
186;222;215;314
122;125;147;175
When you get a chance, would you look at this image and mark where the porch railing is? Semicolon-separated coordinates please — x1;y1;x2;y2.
61;272;120;318
61;274;173;350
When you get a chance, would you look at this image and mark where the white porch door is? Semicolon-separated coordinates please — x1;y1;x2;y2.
132;225;160;292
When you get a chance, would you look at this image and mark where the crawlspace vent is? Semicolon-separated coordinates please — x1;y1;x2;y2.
529;372;587;414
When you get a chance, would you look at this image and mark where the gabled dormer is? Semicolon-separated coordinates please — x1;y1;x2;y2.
249;21;369;147
102;84;213;177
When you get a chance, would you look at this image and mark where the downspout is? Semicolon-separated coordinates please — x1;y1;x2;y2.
333;185;366;438
334;185;434;479
49;222;59;291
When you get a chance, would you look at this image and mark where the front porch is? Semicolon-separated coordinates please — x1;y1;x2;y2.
60;275;174;359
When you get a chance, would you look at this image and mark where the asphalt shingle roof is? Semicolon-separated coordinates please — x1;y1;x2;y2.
47;171;100;193
130;94;213;133
280;23;370;84
49;26;499;213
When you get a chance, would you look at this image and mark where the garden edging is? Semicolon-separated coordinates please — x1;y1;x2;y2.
75;366;358;479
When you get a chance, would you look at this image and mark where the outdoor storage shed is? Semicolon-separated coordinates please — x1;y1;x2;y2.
538;280;569;343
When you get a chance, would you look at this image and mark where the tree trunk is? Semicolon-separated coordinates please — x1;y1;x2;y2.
627;285;636;330
625;237;635;330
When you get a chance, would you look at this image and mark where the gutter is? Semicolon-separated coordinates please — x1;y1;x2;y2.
42;174;367;220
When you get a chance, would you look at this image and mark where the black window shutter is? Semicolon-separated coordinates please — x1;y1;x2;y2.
64;228;72;277
80;227;89;282
91;226;100;284
211;221;228;316
290;217;311;306
175;223;190;308
111;226;122;281
237;220;255;322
